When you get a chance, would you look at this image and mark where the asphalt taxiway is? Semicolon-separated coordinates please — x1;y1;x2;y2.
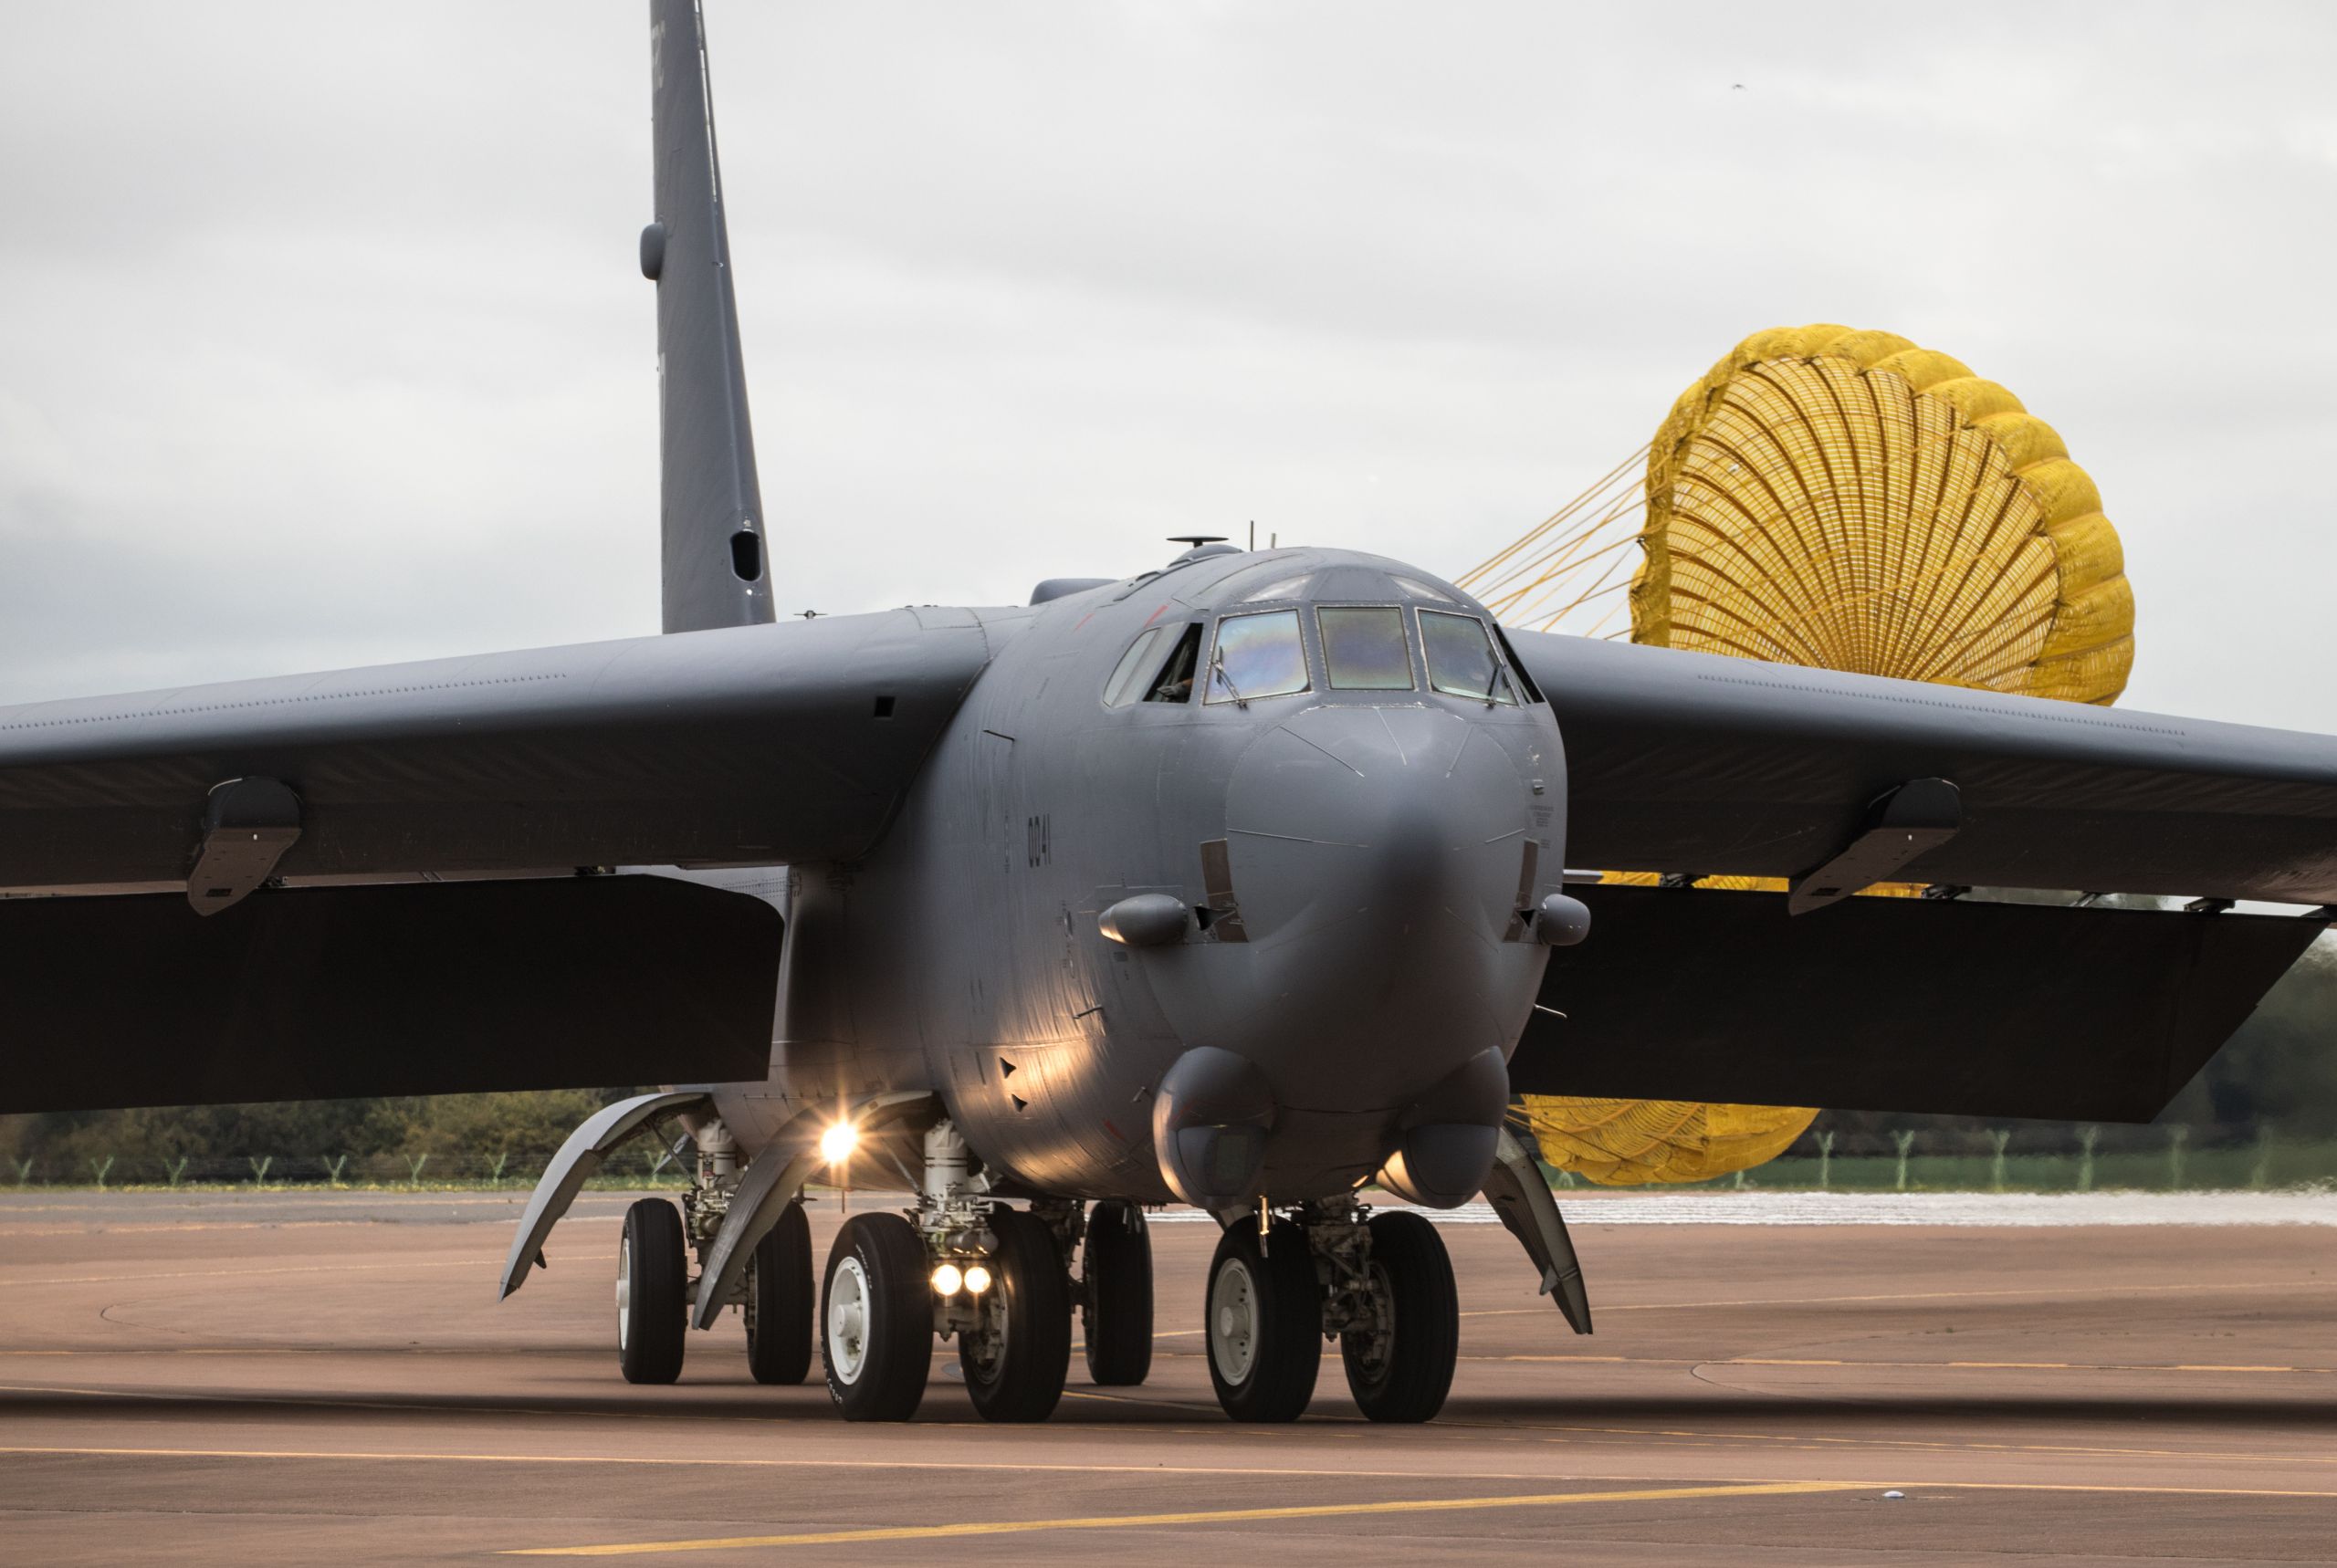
2;1187;2332;1564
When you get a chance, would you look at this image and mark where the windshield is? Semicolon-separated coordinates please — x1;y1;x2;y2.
1207;610;1310;704
1317;606;1414;690
1420;610;1515;704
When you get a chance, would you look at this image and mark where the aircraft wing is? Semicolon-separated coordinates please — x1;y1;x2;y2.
0;609;990;896
1508;883;2325;1122
0;610;990;1115
1514;631;2337;906
1506;632;2336;1123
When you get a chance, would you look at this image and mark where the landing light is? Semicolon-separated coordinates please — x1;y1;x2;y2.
818;1122;858;1165
963;1263;993;1294
930;1262;964;1295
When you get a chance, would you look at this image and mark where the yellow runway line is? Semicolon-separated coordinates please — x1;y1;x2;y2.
1476;1417;2337;1467
500;1480;1871;1556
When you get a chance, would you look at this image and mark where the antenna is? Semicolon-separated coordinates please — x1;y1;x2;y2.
1167;536;1229;549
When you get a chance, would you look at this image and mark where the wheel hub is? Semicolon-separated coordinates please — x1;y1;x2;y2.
615;1245;633;1348
828;1257;872;1382
1210;1258;1259;1383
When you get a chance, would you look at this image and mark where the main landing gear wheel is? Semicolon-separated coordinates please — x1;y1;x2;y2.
1340;1209;1458;1423
616;1197;686;1385
964;1207;1073;1423
744;1199;814;1385
1205;1218;1321;1422
1081;1199;1153;1386
822;1212;932;1421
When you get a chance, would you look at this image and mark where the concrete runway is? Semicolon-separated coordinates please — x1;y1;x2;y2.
2;1189;2332;1565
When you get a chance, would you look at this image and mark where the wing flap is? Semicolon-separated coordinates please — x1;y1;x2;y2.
0;874;781;1115
1510;883;2325;1122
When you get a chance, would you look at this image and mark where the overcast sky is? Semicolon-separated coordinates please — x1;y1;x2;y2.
2;2;2332;729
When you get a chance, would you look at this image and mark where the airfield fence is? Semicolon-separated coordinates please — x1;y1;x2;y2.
7;1123;2335;1193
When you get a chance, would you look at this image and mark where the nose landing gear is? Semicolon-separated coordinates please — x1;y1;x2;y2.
812;1119;1157;1423
1205;1218;1322;1420
1336;1209;1459;1422
1201;1197;1460;1424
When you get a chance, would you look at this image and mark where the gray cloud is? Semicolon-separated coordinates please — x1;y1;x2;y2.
2;1;2332;731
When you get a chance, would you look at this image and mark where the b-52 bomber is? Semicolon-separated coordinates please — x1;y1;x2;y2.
4;3;2333;1426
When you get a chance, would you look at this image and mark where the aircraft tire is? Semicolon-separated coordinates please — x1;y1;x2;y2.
744;1200;814;1385
822;1212;933;1421
1339;1209;1458;1423
1205;1218;1321;1422
1081;1199;1154;1386
965;1207;1073;1422
615;1197;687;1385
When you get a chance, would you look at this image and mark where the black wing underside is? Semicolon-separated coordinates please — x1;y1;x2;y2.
0;874;780;1115
1509;883;2323;1123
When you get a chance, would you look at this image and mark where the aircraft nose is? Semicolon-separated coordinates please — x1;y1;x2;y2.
1211;704;1546;1107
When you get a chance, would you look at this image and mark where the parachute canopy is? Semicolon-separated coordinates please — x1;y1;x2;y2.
1520;1095;1817;1187
1633;324;2133;705
1471;325;2139;1184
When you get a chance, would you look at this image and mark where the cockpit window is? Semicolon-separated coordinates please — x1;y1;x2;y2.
1420;610;1516;704
1317;606;1415;690
1238;573;1314;603
1206;610;1310;705
1489;622;1546;704
1102;627;1167;706
1145;624;1202;703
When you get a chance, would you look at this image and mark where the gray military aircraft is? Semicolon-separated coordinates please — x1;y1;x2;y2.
4;1;2334;1426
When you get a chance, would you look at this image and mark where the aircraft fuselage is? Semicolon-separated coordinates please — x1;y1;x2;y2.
711;545;1565;1207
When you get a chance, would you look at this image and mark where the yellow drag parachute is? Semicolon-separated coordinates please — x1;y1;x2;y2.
1520;1095;1818;1187
1466;324;2137;1184
1632;324;2132;704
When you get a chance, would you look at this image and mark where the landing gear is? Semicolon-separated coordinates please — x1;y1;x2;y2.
1081;1199;1153;1386
1204;1218;1321;1421
616;1197;687;1385
961;1207;1072;1422
1200;1199;1462;1425
822;1211;932;1421
1337;1209;1458;1423
743;1199;814;1385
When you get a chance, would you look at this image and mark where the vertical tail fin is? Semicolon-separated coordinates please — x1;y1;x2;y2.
645;0;772;633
